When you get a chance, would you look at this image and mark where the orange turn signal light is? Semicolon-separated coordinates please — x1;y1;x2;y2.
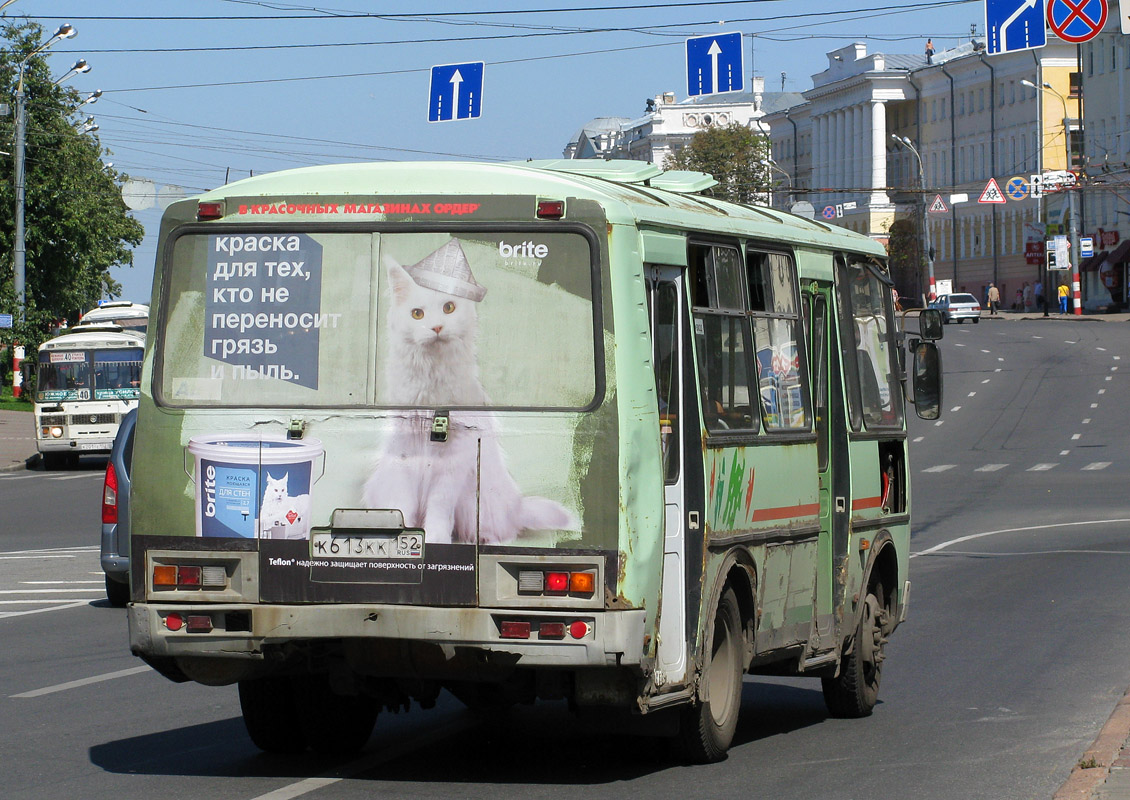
153;565;178;586
569;572;595;594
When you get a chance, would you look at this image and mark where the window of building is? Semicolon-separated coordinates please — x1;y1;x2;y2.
978;88;985;112
1009;80;1016;104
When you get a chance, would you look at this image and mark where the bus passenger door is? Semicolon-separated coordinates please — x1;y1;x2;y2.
808;285;848;653
648;267;690;686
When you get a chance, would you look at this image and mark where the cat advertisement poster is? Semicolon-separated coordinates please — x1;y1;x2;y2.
153;222;613;605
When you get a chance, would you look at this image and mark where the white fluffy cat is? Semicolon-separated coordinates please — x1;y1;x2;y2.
362;251;579;544
259;472;311;540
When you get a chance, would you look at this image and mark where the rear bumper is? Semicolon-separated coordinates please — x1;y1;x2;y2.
38;439;113;454
128;602;648;669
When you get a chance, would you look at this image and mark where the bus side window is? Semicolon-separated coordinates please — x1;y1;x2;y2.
689;242;757;434
748;249;809;431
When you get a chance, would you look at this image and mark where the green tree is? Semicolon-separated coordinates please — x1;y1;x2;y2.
887;217;923;305
0;21;143;355
663;122;771;204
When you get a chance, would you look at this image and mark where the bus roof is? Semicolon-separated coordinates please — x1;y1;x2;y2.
81;302;149;323
39;325;145;350
191;160;886;258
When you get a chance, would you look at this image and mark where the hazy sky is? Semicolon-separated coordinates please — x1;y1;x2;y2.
3;0;985;304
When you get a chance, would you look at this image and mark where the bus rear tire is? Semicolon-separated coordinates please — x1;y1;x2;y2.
822;588;888;718
298;674;378;755
676;587;744;763
239;676;308;754
42;452;65;471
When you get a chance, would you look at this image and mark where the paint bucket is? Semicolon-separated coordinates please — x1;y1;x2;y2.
186;434;324;540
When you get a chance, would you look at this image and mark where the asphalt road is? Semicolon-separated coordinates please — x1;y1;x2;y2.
1;317;1128;799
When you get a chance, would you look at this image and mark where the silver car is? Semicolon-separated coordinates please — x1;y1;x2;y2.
929;293;981;324
100;408;135;607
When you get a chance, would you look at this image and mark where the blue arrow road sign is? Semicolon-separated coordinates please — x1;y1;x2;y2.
985;0;1046;55
686;32;743;97
428;62;484;123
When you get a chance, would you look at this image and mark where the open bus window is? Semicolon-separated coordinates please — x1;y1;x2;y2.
748;249;808;431
837;257;903;430
690;243;758;434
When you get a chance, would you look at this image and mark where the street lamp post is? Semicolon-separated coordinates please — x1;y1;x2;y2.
12;23;78;321
892;134;935;304
1022;78;1079;316
760;157;793;209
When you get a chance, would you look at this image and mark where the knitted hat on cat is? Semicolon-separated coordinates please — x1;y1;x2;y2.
406;239;487;302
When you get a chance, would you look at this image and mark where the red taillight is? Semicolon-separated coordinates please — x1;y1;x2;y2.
545;572;569;593
102;462;118;524
536;199;565;219
197;201;224;220
500;621;531;639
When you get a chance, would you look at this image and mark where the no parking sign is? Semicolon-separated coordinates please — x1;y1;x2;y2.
1047;0;1107;43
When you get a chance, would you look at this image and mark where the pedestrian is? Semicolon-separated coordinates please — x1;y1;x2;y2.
1022;281;1033;311
1058;282;1070;314
1014;288;1023;310
925;39;935;65
987;282;1000;315
1034;279;1044;311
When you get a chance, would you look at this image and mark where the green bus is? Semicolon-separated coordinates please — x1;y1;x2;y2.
127;159;942;762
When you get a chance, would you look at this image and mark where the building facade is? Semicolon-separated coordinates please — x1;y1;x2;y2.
764;39;1080;307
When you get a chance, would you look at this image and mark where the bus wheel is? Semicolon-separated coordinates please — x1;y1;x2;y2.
42;452;65;471
298;674;378;755
822;589;888;718
677;587;744;763
238;676;308;754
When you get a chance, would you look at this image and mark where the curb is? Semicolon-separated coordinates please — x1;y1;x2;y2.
1054;688;1130;800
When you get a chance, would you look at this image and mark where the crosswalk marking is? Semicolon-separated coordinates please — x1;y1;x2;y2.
1082;462;1112;471
923;465;956;473
1028;463;1058;472
975;464;1008;472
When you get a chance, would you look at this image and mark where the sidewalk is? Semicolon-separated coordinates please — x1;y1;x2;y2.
0;408;36;472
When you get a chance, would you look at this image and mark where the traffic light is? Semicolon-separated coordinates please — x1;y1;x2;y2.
1046;248;1057;270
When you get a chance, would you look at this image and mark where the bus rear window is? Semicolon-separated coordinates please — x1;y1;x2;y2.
158;230;600;409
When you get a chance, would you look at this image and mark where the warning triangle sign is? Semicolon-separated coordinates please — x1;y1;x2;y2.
979;178;1006;204
929;194;948;213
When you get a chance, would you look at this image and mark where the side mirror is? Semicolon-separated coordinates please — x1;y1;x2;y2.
912;341;942;420
919;309;944;341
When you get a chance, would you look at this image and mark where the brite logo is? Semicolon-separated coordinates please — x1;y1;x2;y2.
499;241;548;258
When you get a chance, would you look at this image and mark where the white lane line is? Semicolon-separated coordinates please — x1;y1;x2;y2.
0;588;106;594
1083;462;1112;471
976;464;1009;472
21;580;102;585
247;719;478;800
911;518;1130;558
955;343;966;348
982;379;991;384
1116;356;1122;360
1098;347;1108;352
10;665;152;698
951;406;962;412
981;349;991;353
0;546;98;556
1099;389;1107;394
933;420;945;426
1060;450;1071;456
1071;434;1082;440
0;554;81;561
968;392;977;397
1091;403;1099;409
923;465;956;473
1083;419;1091;424
0;474;38;481
913;436;924;443
1028;463;1058;471
0;600;92;620
48;473;102;481
0;599;101;605
1066;340;1077;344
